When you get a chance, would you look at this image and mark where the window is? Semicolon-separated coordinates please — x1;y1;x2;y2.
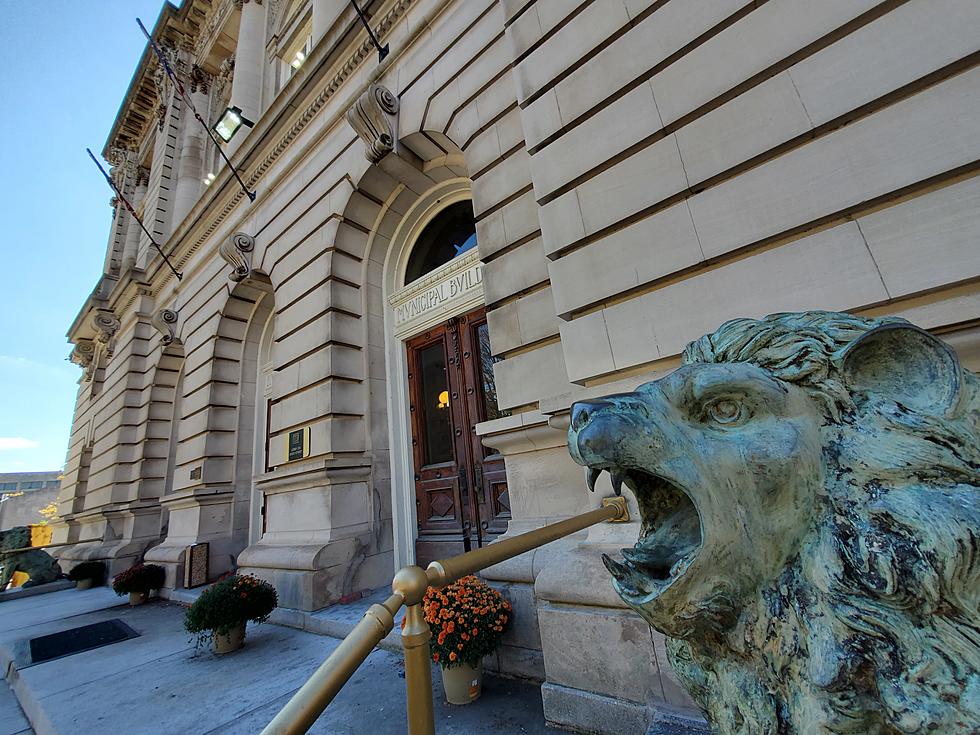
46;480;60;488
404;201;478;285
278;32;313;89
0;483;17;492
23;481;42;490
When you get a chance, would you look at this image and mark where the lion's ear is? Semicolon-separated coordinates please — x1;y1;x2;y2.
840;323;962;415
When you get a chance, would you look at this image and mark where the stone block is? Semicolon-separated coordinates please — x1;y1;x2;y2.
675;71;812;185
538;602;660;704
487;580;541;650
857;171;980;298
559;311;616;383
488;287;559;354
652;0;880;126
514;1;630;103
549;200;702;316
476;188;541;259
688;67;980;260
482;236;549;306
541;682;651;735
531;82;662;199
493;342;573;410
788;0;980;127
471;147;532;219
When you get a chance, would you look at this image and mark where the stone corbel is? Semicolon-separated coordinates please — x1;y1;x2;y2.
151;308;180;346
219;232;256;281
93;312;121;360
69;340;97;382
346;84;400;163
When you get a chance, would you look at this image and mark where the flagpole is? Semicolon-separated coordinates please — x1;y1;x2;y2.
87;149;183;281
136;18;257;203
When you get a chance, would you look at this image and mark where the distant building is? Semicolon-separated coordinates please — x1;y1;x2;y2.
0;472;60;530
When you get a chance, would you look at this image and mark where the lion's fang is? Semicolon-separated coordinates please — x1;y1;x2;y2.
586;467;601;493
610;471;624;496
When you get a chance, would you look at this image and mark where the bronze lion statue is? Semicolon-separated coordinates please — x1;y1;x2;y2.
568;312;979;734
0;526;61;589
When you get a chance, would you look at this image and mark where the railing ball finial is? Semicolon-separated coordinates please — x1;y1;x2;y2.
392;565;430;606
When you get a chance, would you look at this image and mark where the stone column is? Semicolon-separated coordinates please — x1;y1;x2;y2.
227;0;266;156
121;168;148;273
312;0;341;47
172;68;211;226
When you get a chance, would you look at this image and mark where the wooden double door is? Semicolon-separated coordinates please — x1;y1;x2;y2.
407;307;510;566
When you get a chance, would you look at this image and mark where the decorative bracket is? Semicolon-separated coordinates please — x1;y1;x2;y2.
151;308;180;345
219;232;256;281
346;84;399;163
69;340;97;382
93;312;121;360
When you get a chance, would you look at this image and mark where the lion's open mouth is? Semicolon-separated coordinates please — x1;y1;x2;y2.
589;467;702;600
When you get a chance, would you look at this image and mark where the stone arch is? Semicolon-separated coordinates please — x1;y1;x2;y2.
333;130;479;569
133;341;186;503
147;275;275;583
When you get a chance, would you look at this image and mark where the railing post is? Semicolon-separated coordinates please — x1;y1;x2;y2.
402;602;436;735
392;565;436;735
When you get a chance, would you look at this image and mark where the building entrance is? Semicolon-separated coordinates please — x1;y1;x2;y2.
407;307;510;566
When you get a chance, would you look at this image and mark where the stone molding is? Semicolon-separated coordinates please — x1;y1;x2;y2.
254;456;373;496
346;83;400;163
151;308;180;345
218;231;256;281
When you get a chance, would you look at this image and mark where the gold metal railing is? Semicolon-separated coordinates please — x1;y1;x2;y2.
261;496;629;735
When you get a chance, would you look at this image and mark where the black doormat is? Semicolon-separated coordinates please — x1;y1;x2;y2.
29;619;139;664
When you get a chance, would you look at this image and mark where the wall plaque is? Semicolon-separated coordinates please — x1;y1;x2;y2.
189;466;202;481
184;542;209;588
287;427;311;462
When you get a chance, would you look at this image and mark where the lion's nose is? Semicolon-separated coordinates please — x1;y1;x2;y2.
570;399;612;431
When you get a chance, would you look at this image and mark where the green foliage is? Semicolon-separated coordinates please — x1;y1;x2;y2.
68;561;106;584
112;563;165;595
184;574;278;644
419;576;511;669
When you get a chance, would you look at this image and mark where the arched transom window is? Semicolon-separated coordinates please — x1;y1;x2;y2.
404;200;478;286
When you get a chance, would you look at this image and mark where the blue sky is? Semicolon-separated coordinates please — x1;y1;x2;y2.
0;1;170;473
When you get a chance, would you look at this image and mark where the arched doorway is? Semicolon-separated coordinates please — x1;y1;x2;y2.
387;190;509;566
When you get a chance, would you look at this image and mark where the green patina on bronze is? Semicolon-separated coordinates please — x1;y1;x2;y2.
0;526;61;589
568;311;979;734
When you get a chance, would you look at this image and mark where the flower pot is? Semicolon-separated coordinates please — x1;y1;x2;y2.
214;621;246;655
129;591;147;606
440;660;483;705
76;578;93;591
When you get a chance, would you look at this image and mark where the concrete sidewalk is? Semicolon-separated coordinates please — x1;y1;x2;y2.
0;587;558;734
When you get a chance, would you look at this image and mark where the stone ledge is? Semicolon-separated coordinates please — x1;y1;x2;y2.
541;682;708;735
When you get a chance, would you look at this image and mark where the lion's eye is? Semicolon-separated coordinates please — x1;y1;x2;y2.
705;399;744;425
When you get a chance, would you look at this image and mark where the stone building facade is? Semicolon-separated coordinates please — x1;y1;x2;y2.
55;0;980;731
